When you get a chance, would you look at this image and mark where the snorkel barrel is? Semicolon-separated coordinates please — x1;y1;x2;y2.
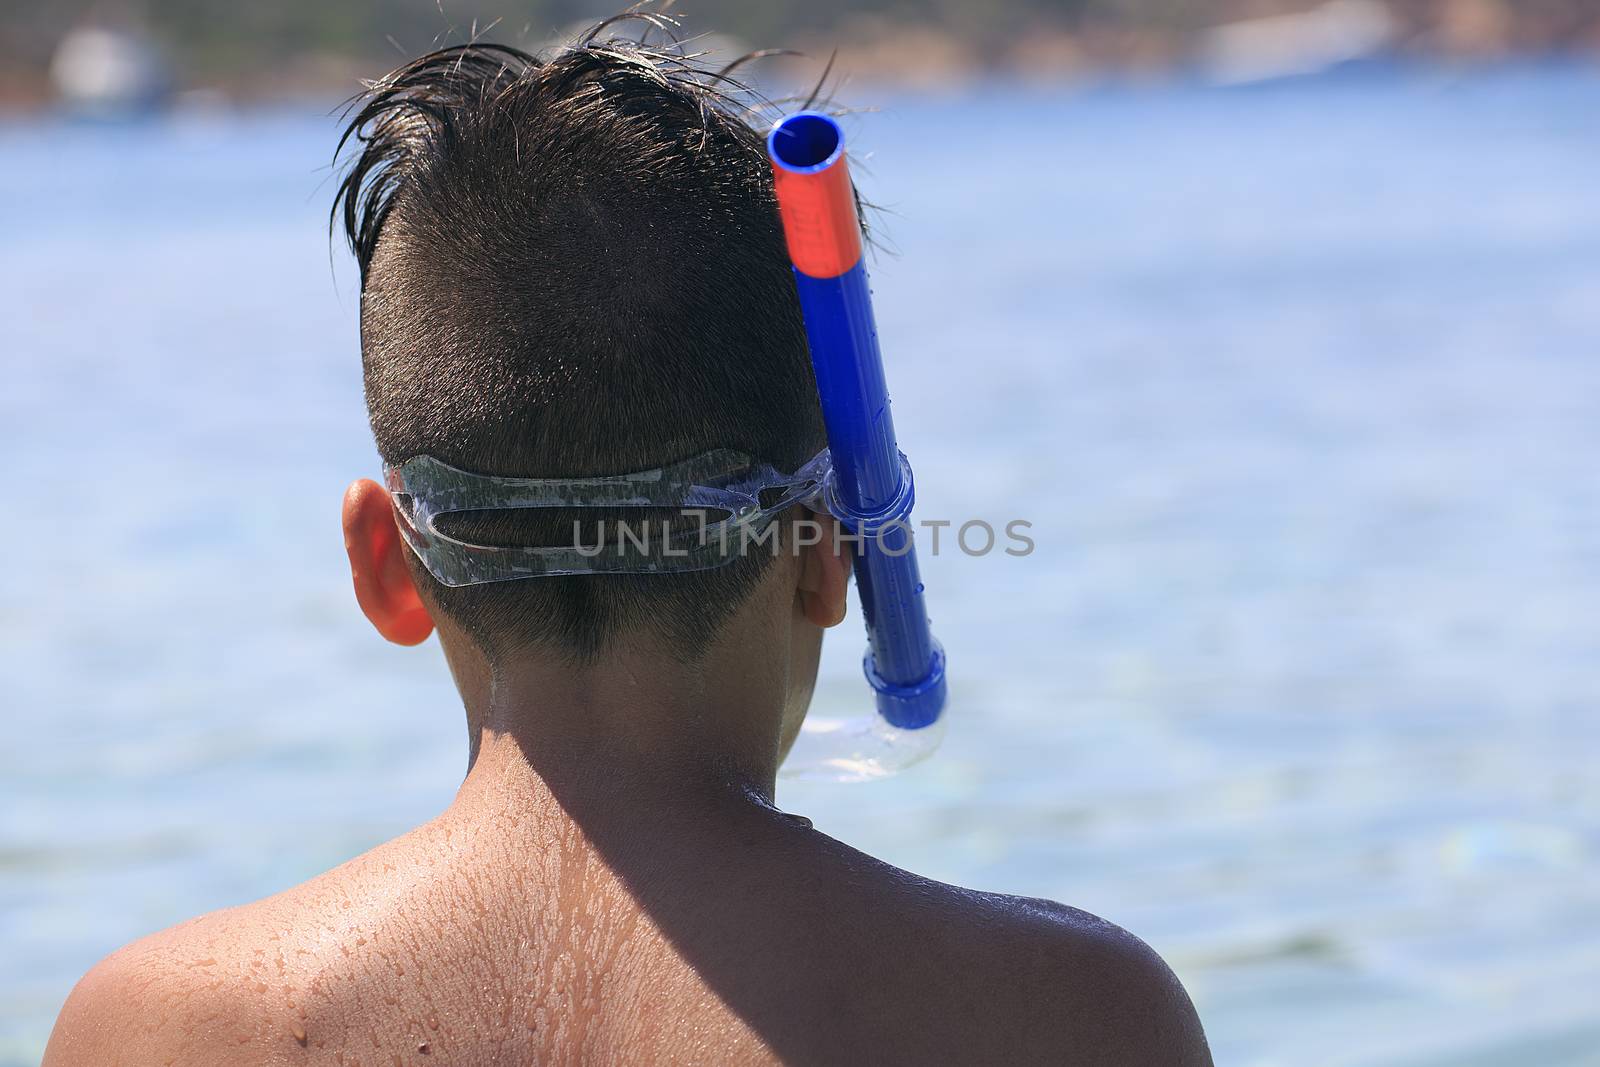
768;112;947;734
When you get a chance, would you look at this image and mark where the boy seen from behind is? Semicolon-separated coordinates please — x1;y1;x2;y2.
45;26;1211;1067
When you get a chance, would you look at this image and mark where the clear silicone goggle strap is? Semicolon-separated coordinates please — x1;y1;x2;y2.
384;449;833;586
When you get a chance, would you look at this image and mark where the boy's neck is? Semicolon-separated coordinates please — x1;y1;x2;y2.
445;632;795;818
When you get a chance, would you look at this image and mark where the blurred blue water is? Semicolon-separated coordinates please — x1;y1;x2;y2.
4;64;1600;1066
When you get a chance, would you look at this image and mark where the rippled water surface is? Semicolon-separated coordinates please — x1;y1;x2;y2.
4;66;1600;1066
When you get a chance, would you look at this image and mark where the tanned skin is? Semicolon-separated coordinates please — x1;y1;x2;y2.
43;483;1211;1066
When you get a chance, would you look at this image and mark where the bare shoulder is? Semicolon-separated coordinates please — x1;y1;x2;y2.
960;890;1212;1066
41;908;292;1067
808;841;1213;1067
40;834;423;1067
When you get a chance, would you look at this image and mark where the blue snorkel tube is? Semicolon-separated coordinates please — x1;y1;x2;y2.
768;112;948;780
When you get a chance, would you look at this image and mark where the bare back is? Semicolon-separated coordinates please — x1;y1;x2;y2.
44;781;1209;1067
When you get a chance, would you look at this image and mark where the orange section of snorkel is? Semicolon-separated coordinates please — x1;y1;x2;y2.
771;154;863;280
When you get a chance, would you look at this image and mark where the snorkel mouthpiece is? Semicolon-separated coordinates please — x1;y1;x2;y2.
769;112;948;752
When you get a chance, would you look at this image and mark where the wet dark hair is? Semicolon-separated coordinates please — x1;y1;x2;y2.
333;24;828;660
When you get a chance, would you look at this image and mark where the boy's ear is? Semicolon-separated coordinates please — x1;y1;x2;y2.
796;516;851;629
342;479;435;646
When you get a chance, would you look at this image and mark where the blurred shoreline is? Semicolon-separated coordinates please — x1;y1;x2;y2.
2;0;1599;114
